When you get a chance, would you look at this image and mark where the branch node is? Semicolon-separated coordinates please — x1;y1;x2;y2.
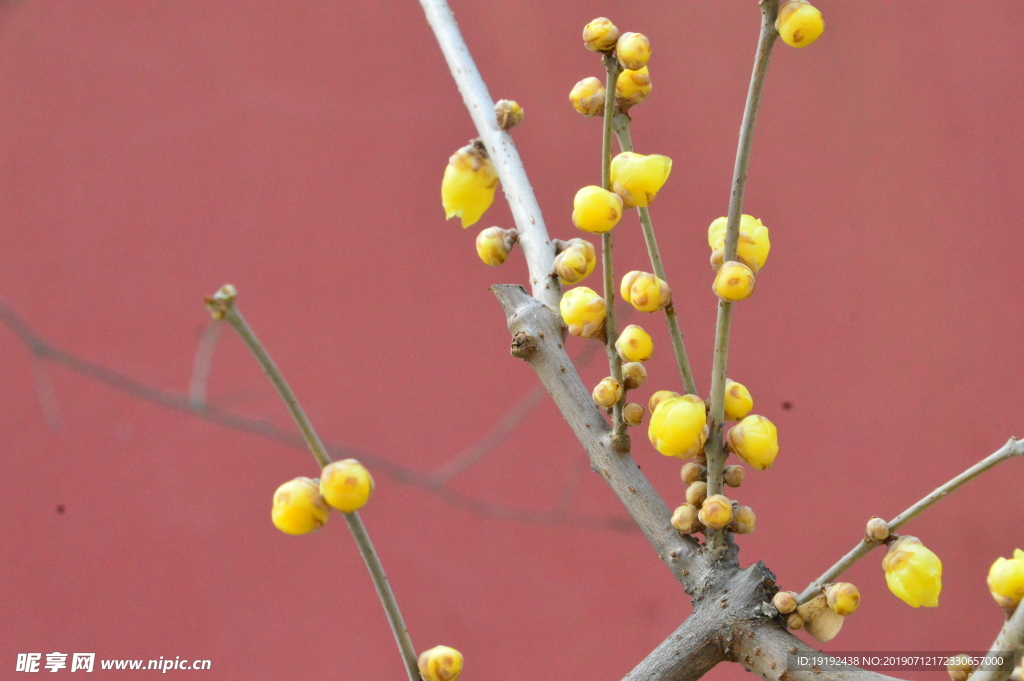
510;331;537;359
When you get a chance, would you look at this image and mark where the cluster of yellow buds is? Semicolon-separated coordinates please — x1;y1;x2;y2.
616;324;654;363
779;583;858;642
418;646;464;681
572;185;624;233
560;286;606;338
271;477;330;535
882;535;942;608
569;77;606;117
553;238;597;285
777;1;824;49
988;549;1024;612
441;141;499;228
648;394;708;458
621;271;671;312
576;20;655;113
592;376;623;408
610;152;672;208
672;488;754;536
475;226;518;266
726;415;778;470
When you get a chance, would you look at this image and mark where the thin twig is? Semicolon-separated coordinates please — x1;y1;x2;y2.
613;121;698;396
601;53;626;442
206;291;419;681
705;1;779;550
971;598;1024;681
797;437;1024;603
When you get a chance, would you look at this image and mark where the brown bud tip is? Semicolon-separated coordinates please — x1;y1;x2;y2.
622;362;648;390
773;591;798;615
684;481;708;507
865;516;890;542
670;503;702;534
786;613;804;630
680;462;706;484
728;505;756;535
494;99;523;130
723;464;745;488
622;402;645;426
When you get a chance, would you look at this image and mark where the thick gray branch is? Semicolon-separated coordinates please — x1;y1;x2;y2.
970;602;1024;681
420;0;560;309
622;616;725;681
493;284;706;588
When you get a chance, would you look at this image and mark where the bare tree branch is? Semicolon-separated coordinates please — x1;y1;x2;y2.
622;615;725;681
971;601;1024;681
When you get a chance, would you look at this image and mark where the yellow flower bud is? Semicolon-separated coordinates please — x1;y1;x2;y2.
623;402;645;426
616;31;651;71
442;142;499;229
773;591;798;615
724;379;754;421
610;152;672;208
475;227;517;266
723;464;745;488
553;238;596;285
560;286;606;338
698;494;733;530
418;646;464;681
727;415;778;470
649;396;709;458
988;549;1024;611
572;185;624;234
616;324;653;362
569;77;606;117
621;362;647;390
777;1;824;49
271;477;330;535
883;536;942;608
866;516;890;542
825;582;861;616
320;459;374;513
729;505;756;535
713;261;756;302
708;214;770;273
616;66;651;108
947;655;973;681
494;99;523;131
583;17;619;52
648;390;679;413
593;377;623;408
671;503;702;534
621;270;672;312
680;462;705;484
685;481;708;507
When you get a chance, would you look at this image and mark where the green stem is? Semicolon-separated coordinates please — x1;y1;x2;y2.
706;2;779;549
613;120;698;396
209;289;420;681
602;53;626;444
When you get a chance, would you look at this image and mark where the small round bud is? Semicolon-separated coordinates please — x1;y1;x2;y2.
616;32;651;71
773;591;798;615
320;459;375;513
616;324;654;362
713;261;756;302
723;465;745;488
621;362;648;390
442;141;499;229
825;582;861;616
724;379;754;421
708;214;770;273
621;270;672;312
786;613;804;630
593;377;623;408
572;185;624;234
271;477;330;535
670;503;702;534
727;415;779;470
883;535;942;608
554;238;597;285
685;481;708;508
698;494;733;530
560;287;606;338
623;402;645;426
583;17;619;52
648;390;679;413
569;77;606;117
777;1;824;49
649;396;709;459
988;549;1024;611
946;655;973;681
418;646;464;681
494;99;523;130
680;462;705;484
475;226;517;266
866;516;890;542
616;66;651;108
610;152;672;208
729;505;756;535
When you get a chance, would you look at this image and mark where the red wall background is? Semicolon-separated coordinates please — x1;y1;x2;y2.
2;2;1023;679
